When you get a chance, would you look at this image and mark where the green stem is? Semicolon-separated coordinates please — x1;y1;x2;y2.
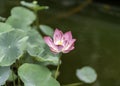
34;10;39;28
17;60;21;86
12;68;16;86
55;57;61;79
62;82;83;86
18;76;21;86
34;9;43;35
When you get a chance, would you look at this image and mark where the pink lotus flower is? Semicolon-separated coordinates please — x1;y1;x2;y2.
44;29;76;54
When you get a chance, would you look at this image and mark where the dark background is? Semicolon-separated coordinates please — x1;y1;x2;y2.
94;0;120;6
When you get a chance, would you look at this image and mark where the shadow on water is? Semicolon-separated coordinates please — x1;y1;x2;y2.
1;0;120;86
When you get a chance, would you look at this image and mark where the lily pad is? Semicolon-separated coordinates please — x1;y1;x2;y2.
18;63;60;86
76;66;97;83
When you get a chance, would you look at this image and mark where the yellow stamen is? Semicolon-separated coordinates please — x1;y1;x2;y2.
58;41;63;45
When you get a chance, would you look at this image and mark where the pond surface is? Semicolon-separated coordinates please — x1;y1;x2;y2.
1;0;120;86
39;5;120;86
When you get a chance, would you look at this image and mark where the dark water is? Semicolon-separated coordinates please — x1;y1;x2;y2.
1;0;120;86
44;15;120;86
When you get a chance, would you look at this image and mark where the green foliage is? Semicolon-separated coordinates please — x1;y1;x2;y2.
0;3;61;85
0;66;10;85
18;63;60;86
0;1;97;86
76;66;97;83
27;29;44;46
27;45;59;65
0;22;14;34
0;16;6;22
6;6;36;30
20;1;49;11
26;28;59;65
39;25;54;37
7;70;17;81
0;30;28;66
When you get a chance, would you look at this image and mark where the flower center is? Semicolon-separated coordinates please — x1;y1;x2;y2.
57;41;63;45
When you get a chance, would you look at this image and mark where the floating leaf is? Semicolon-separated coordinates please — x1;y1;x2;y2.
0;30;28;66
0;22;14;34
39;25;54;37
0;66;10;85
18;63;60;86
6;7;36;29
76;66;97;83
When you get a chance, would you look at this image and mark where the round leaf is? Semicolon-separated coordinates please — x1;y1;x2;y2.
76;66;97;83
0;30;28;66
39;25;54;36
6;7;36;29
18;63;60;86
0;66;10;85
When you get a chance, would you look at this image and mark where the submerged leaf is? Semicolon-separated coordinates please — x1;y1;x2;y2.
76;66;97;83
18;63;60;86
